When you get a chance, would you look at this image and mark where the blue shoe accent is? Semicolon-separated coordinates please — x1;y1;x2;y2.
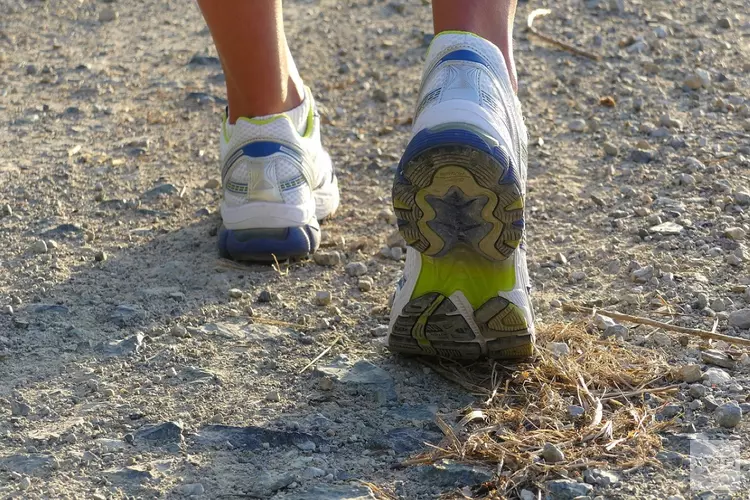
399;126;510;175
438;49;491;68
218;222;320;262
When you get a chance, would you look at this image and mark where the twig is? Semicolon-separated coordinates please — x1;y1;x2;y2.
298;334;343;374
563;303;750;347
598;384;680;401
526;9;601;61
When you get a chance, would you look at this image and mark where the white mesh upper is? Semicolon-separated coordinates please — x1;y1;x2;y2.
219;86;332;212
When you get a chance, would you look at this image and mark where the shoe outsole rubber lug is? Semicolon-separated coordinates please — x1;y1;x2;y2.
389;125;533;361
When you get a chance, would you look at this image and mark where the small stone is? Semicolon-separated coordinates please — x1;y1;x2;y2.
659;403;682;418
98;7;118;22
1;204;12;217
318;377;334;391
378;209;397;224
228;288;243;299
94;250;107;262
358;277;374;292
688;384;708;398
654;26;669;38
650;332;671;347
2;305;13;315
568;119;586;132
571;271;586;281
715;402;742;428
11;400;31;417
265;391;281;402
203;179;221;189
542;443;565;463
630;149;655;164
257;290;274;303
649;221;683;235
583;469;620;487
313;251;341;267
729;309;750;329
386;230;406;248
677;364;702;383
593;314;616;330
710;298;726;312
684;69;711;90
703;367;731;386
345;262;368;277
602;142;619;156
371;325;389;337
549;342;570;357
725;227;746;240
170;325;189;338
701;349;735;369
545;479;593;500
717;17;732;29
177;483;205;496
314;290;332;306
30;239;48;254
19;477;31;490
373;88;388;103
567;405;585;418
603;324;629;339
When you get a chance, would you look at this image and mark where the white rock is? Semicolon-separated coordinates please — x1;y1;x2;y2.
549;342;570;357
725;227;747;240
702;367;731;386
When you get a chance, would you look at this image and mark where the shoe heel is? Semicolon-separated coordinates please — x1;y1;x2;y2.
217;222;320;262
392;126;524;262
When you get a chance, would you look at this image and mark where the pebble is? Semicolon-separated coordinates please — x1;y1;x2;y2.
358;277;374;292
568;119;586;132
228;288;243;299
678;364;702;383
170;325;189;338
313;251;341;267
549;342;570;357
651;332;671;347
2;305;13;315
630;149;654;164
703;367;731;386
583;468;620;487
717;17;732;29
94;250;107;262
567;405;585;418
1;204;11;217
688;383;708;398
728;309;750;329
603;324;629;339
345;262;368;277
257;290;274;303
99;7;118;22
715;402;742;428
659;403;682;418
602;142;619;156
649;222;683;235
684;69;711;90
545;479;593;500
265;391;281;402
654;26;669;38
386;230;406;248
371;325;389;337
203;179;221;189
19;477;31;490
701;349;735;369
30;239;48;254
725;227;746;240
541;443;565;463
314;290;332;306
177;483;205;496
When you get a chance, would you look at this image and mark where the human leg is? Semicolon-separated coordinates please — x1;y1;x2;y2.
197;0;339;261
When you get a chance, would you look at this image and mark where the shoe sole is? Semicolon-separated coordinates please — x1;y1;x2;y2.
218;222;321;263
390;125;533;360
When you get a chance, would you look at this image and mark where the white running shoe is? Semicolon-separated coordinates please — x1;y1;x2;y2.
388;32;534;360
217;86;339;261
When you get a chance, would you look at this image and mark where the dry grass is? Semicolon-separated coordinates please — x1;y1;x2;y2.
410;322;679;498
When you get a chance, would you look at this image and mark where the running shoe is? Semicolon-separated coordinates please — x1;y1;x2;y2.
217;86;339;262
388;32;534;360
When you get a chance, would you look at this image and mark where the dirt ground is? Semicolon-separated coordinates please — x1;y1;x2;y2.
1;0;750;498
